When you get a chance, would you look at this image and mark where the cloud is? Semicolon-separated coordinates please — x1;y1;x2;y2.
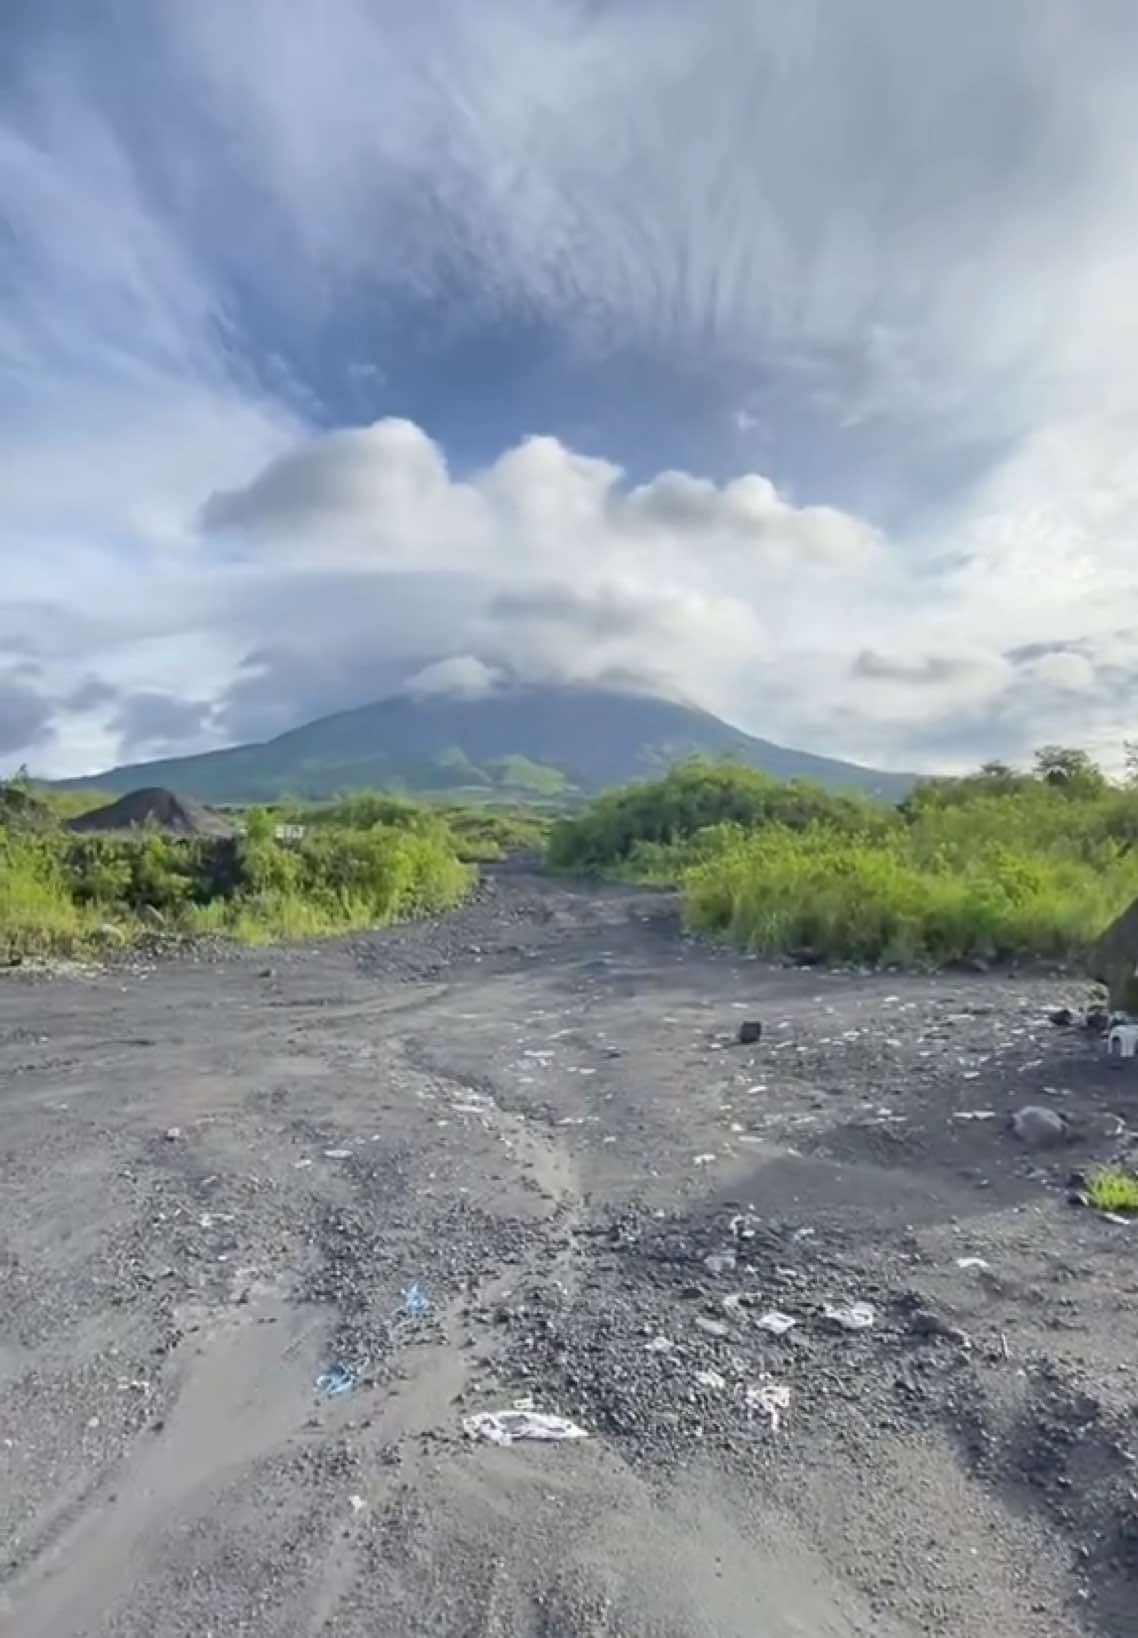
0;675;54;757
852;651;981;686
112;691;218;755
403;656;502;700
4;3;1138;778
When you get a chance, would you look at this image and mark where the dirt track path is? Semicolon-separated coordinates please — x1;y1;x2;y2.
2;871;1137;1636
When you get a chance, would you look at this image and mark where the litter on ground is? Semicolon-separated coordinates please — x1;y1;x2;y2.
823;1301;876;1332
746;1381;791;1432
694;1369;727;1390
315;1363;356;1399
462;1409;589;1446
755;1310;797;1335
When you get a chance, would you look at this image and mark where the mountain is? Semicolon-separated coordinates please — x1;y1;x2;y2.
54;685;915;803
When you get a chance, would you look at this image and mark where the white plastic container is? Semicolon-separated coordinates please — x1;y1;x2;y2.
1108;1023;1138;1059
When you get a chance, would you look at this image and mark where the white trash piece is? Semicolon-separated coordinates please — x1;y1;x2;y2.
462;1409;589;1447
1109;1024;1138;1060
755;1310;797;1336
746;1381;791;1432
694;1369;727;1390
823;1301;876;1332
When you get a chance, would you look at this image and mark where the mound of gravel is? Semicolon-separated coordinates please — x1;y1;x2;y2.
65;786;236;838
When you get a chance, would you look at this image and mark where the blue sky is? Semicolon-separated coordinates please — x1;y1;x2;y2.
3;0;1138;776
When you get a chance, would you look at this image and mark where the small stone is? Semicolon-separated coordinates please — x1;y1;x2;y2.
737;1020;763;1046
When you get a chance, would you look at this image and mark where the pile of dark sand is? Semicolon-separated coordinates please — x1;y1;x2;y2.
65;787;236;839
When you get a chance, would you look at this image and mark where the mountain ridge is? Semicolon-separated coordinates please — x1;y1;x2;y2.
52;685;915;803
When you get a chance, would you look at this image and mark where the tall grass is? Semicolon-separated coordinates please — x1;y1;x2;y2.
682;826;1135;965
548;759;1138;966
0;816;472;958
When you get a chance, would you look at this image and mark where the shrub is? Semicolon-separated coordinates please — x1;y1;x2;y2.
547;759;891;872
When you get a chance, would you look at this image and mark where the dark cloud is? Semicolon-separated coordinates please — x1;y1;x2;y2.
851;649;976;685
1006;640;1080;665
64;674;119;713
0;674;54;755
113;692;216;751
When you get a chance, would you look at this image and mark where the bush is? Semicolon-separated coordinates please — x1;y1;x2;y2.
546;760;891;872
550;754;1138;967
0;819;473;956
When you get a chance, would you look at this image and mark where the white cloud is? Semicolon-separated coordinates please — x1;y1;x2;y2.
7;410;1138;779
5;3;1138;778
404;655;502;700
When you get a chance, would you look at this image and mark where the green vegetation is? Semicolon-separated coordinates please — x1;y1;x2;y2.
276;793;552;862
546;760;889;873
1085;1168;1138;1215
547;756;1138;967
0;790;473;959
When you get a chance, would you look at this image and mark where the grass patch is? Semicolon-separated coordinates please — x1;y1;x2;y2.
1085;1168;1138;1215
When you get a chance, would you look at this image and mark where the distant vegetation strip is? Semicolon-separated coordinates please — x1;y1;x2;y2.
547;753;1138;967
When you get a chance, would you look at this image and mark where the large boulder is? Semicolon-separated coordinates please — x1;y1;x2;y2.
1089;898;1138;1013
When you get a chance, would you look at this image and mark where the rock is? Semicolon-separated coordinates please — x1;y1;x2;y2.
1085;1007;1110;1034
737;1020;763;1046
909;1307;971;1346
1010;1106;1070;1149
1049;1008;1075;1028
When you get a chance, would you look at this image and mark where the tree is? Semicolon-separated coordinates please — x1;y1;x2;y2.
1124;741;1138;789
1032;745;1106;794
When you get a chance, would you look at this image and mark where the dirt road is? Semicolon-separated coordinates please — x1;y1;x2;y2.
2;871;1137;1636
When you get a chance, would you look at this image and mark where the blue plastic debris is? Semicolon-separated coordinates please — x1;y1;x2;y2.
399;1281;430;1320
315;1363;355;1399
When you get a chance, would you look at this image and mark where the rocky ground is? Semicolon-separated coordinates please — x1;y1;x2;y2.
2;868;1138;1636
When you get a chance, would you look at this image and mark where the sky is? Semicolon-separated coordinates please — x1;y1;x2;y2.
3;0;1138;779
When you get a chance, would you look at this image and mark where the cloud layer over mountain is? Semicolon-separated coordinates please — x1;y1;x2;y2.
3;1;1137;775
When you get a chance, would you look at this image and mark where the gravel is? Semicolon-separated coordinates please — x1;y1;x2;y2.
2;868;1136;1636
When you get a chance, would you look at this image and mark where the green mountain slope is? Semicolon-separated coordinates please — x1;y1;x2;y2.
53;685;915;803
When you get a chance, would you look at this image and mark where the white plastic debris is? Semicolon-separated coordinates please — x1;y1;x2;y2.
755;1310;797;1336
823;1301;876;1332
956;1257;990;1271
952;1110;998;1121
694;1369;727;1390
323;1149;352;1159
349;1494;367;1514
694;1316;730;1338
693;1153;717;1166
1109;1024;1138;1059
746;1381;791;1431
644;1335;675;1354
703;1250;737;1277
462;1409;588;1446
